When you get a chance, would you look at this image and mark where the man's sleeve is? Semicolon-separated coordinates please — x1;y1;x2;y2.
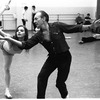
19;33;40;50
58;22;83;33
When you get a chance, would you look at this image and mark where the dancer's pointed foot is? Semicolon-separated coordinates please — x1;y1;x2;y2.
5;88;12;99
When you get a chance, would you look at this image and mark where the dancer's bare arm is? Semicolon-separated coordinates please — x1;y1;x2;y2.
3;36;23;47
0;29;11;37
0;5;10;16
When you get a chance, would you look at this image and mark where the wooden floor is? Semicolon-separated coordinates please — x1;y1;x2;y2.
0;31;100;98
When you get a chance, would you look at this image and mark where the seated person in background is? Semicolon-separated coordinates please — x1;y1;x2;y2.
84;13;92;25
79;19;100;44
75;13;84;25
79;34;100;44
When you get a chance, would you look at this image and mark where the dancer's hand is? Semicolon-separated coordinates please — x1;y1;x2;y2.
5;5;10;10
0;36;4;40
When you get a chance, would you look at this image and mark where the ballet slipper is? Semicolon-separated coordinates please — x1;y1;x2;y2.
5;89;12;99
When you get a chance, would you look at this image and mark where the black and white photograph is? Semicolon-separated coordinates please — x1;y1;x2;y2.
0;0;99;99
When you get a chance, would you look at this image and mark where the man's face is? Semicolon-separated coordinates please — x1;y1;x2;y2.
34;12;44;28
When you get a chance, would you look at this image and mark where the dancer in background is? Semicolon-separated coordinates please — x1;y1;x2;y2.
31;5;36;32
84;13;92;25
0;0;11;28
21;6;28;27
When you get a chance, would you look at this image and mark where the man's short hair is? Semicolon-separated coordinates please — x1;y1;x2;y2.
38;10;49;22
32;5;35;9
87;13;90;16
24;6;28;10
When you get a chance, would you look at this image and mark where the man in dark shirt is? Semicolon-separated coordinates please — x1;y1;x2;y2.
31;5;36;31
17;10;91;98
84;13;92;25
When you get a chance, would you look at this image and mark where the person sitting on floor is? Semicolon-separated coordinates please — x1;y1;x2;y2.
79;18;100;44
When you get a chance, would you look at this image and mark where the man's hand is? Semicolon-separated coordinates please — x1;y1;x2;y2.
82;25;91;31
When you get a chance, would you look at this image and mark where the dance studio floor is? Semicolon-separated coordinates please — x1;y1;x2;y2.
0;31;100;98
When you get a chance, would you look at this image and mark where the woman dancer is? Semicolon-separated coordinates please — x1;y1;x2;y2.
0;25;28;99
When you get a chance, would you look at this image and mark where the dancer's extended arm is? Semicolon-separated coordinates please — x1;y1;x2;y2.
0;29;11;37
3;36;22;47
0;0;11;16
0;5;10;16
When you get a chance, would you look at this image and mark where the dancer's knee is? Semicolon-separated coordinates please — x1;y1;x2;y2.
4;67;10;73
